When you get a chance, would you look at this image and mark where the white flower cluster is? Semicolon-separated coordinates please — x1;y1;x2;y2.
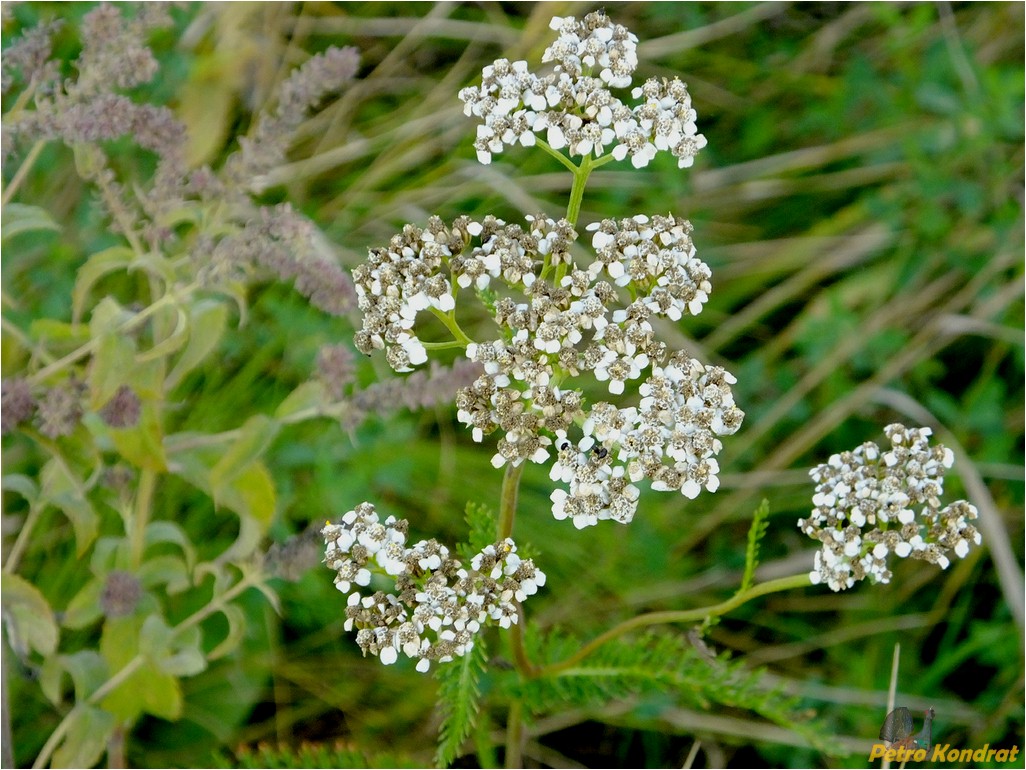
798;424;982;592
550;352;743;529
353;212;742;527
458;12;707;168
322;502;545;671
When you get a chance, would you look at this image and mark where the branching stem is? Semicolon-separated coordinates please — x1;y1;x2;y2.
532;573;813;678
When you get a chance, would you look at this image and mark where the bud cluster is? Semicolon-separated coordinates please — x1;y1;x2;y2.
458;12;707;168
798;424;982;591
322;503;545;672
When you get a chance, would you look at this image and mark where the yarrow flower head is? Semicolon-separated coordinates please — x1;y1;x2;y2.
352;211;742;526
322;502;545;672
798;424;982;592
350;12;742;530
458;11;706;169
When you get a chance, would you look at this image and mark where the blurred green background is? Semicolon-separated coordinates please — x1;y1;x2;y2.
3;2;1023;767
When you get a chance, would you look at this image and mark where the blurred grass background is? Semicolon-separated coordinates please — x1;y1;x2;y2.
3;2;1023;767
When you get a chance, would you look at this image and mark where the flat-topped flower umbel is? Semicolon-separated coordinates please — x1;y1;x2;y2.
799;424;981;591
459;12;707;168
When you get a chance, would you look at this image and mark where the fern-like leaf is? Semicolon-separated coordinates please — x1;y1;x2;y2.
511;628;830;753
740;499;771;593
435;635;488;768
215;741;422;768
458;501;496;561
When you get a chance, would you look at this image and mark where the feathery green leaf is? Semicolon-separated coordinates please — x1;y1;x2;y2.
435;636;488;768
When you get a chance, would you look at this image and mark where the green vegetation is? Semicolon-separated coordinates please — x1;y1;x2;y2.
3;3;1022;768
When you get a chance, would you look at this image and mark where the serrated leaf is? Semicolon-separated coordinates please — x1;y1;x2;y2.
2;573;59;656
435;636;487;768
62;577;104;629
1;202;61;242
166;300;229;389
51;705;116;769
40;458;98;555
274;380;326;419
210;415;279;495
72;246;134;323
217;461;276;561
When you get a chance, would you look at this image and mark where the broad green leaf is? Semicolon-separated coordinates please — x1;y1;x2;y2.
144;521;196;570
62;577;104;629
89;330;136;408
29;318;90;349
110;402;167;471
63;651;109;701
40;458;98;555
51;705;116;769
138;306;188;362
138;554;191;594
156;626;206;677
99;615;183;721
89;537;127;574
72;246;134;323
210;415;279;496
88;296;131;338
132;251;177;285
139;614;174;660
165;300;229;389
206;602;245;660
1;573;59;656
1;202;60;242
39;656;65;706
274;380;326;419
216;461;276;561
165;445;274;554
2;474;38;504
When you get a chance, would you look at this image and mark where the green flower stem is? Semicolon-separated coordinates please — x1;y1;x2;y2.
2;503;42;576
27;282;198;386
565;152;594;228
1;139;45;208
504;699;524;770
496;462;525;541
532;573;813;679
32;570;262;770
130;469;156;569
421;340;469;351
428;307;474;346
509;601;536;678
534;138;577;174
